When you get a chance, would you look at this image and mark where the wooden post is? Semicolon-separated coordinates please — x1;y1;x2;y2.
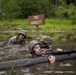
36;25;39;30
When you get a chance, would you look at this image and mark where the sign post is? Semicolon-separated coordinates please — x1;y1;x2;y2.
28;14;45;30
36;25;38;30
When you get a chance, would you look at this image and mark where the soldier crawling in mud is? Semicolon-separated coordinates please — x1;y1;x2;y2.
28;36;62;63
8;30;27;46
28;40;56;63
40;36;62;54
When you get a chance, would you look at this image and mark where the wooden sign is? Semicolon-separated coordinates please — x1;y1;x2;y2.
28;14;45;25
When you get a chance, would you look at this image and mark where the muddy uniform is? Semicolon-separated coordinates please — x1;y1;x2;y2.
8;36;25;45
40;36;52;54
28;40;56;64
40;36;63;53
8;30;26;45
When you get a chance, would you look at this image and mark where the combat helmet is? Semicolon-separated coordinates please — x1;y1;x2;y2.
28;40;40;54
40;36;52;46
18;30;27;38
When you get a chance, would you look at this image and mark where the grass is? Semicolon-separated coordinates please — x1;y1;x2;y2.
0;18;76;30
0;18;76;40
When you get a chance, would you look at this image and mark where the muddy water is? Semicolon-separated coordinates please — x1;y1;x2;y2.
0;39;76;75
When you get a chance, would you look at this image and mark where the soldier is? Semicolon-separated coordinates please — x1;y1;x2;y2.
28;40;55;64
8;30;27;46
40;36;52;49
40;36;62;53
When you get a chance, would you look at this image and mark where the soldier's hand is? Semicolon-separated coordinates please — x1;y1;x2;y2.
48;55;55;64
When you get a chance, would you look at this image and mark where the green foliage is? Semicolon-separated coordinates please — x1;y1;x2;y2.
0;18;76;30
0;34;8;41
67;4;76;24
70;35;76;41
2;0;18;19
7;66;15;75
0;32;15;41
1;0;76;22
54;34;64;40
56;5;68;18
0;18;76;40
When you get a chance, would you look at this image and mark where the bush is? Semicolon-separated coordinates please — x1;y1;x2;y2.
67;4;76;24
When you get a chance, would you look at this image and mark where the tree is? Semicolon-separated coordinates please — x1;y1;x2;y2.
2;0;18;19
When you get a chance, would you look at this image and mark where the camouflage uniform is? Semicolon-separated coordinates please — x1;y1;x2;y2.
40;36;53;53
40;36;52;47
8;30;26;45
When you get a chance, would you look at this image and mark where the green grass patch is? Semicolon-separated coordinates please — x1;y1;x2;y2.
0;18;76;40
0;18;76;30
